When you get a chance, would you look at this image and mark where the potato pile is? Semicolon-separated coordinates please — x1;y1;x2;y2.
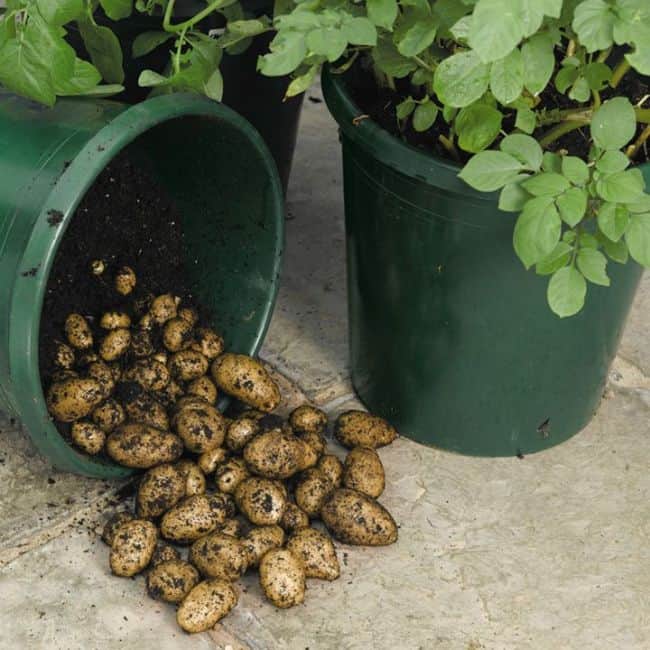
44;265;399;635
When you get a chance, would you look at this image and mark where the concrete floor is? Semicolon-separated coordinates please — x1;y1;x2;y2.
1;84;650;650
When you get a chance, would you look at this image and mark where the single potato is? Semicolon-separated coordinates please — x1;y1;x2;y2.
214;458;250;494
87;361;116;399
150;293;180;324
343;447;385;498
234;477;287;526
174;404;226;453
147;559;199;603
259;548;305;609
317;454;344;488
176;579;238;634
150;543;181;567
289;405;328;436
190;328;224;360
187;376;218;404
99;328;131;362
163;317;193;352
225;416;260;452
197;446;228;475
130;330;154;358
137;464;186;519
219;518;245;538
109;519;157;577
169;349;209;381
160;494;230;544
334;410;398;449
175;460;207;496
64;313;93;349
178;306;198;326
243;429;311;480
106;423;183;469
47;377;104;422
124;359;170;392
100;311;131;330
53;342;75;369
189;532;247;580
101;512;134;546
279;502;310;533
124;392;169;431
286;527;340;581
92;398;125;432
114;266;136;296
241;525;285;569
294;468;334;518
70;421;106;455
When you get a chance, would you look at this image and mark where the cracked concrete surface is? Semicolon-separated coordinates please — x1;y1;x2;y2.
1;84;649;649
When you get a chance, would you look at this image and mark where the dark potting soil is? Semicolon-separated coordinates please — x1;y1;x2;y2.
346;54;650;166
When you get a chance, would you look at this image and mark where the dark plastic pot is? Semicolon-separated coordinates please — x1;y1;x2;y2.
0;92;284;477
322;67;644;457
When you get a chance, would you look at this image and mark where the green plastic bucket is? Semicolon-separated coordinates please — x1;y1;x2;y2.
0;92;284;477
322;67;644;457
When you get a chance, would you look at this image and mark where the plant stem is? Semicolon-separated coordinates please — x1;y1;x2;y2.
566;39;576;57
164;0;226;33
173;26;188;74
610;59;631;89
635;108;650;123
539;119;590;148
413;55;434;72
626;124;650;159
439;134;460;162
596;47;612;63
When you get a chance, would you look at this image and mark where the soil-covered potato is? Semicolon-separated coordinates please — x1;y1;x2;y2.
106;423;183;469
190;328;224;360
334;410;398;449
235;477;287;526
114;266;136;296
214;458;250;494
197;446;228;475
92;398;125;433
259;548;305;609
296;431;324;469
243;429;310;480
124;392;169;431
343;447;385;498
124;358;170;392
321;488;398;546
219;518;245;538
64;313;93;350
150;293;180;325
70;421;106;455
176;579;238;634
99;328;131;362
109;519;157;577
87;361;116;399
317;454;344;488
286;527;340;581
241;525;285;569
280;502;310;533
154;379;184;409
130;330;154;358
289;405;328;436
160;494;230;544
211;354;280;412
175;460;207;496
100;311;131;330
189;532;247;580
101;511;134;546
186;376;217;404
174;404;226;453
178;306;198;326
46;377;104;422
295;468;334;518
137;464;186;519
150;542;181;567
53;342;75;369
169;349;209;381
163;317;193;352
225;416;260;452
76;351;99;367
147;559;199;604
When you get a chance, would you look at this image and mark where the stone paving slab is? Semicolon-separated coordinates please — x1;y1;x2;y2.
618;273;650;375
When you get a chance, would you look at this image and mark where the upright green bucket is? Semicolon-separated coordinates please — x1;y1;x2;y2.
0;92;284;477
322;68;644;457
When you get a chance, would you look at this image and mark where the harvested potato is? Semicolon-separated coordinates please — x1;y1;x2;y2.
169;350;209;381
150;543;181;567
90;259;105;275
178;306;198;326
100;311;131;330
176;579;238;634
241;525;285;569
137;464;185;519
53;342;75;369
286;527;340;581
64;313;93;350
92;399;125;432
114;266;136;296
46;377;104;422
99;328;131;362
214;458;250;494
51;369;78;383
106;423;183;469
124;392;169;431
110;519;157;577
101;512;134;546
321;488;398;546
130;330;154;358
259;549;305;609
295;468;334;518
186;376;217;404
163;317;193;352
197;446;228;475
211;354;280;412
190;328;224;360
175;460;207;496
243;429;310;480
299;430;326;459
70;421;106;455
154;379;184;409
147;559;199;604
150;293;180;325
235;477;286;526
174;404;226;453
160;494;230;544
87;361;115;399
289;405;328;436
107;362;122;382
219;518;245;538
225;416;259;452
280;502;310;533
334;410;397;449
173;395;211;413
189;532;247;580
124;358;170;392
139;313;154;330
343;447;385;498
317;454;344;488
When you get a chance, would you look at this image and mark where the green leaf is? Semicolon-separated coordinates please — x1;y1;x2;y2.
54;58;102;95
596;150;629;174
579;232;600;249
557;187;588;226
515;107;536;133
76;83;124;97
395;10;438;57
547;266;587;318
499;179;531;212
396;97;416;120
500;134;543;170
542;151;562;173
455;103;502;153
203;68;223;101
521;32;556;96
577;248;610;286
569;76;591;103
412;100;439;132
433;50;490;108
591;97;636;150
627;193;650;213
602;235;629;263
513;196;562;268
458;150;524;191
218;18;271;51
562;156;590;185
78;20;124;84
372;38;417;78
138;69;169;87
100;0;133;21
583;61;612;90
536;241;573;276
596;169;645;202
597;202;630;242
555;65;580;94
0;39;55;105
367;0;398;30
468;0;525;63
36;0;84;26
490;48;524;104
625;212;650;267
572;0;615;52
285;64;318;97
522;172;570;196
342;17;377;46
306;28;346;62
132;31;174;58
259;31;307;76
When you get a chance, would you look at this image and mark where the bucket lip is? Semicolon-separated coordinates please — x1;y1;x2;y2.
10;93;284;477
